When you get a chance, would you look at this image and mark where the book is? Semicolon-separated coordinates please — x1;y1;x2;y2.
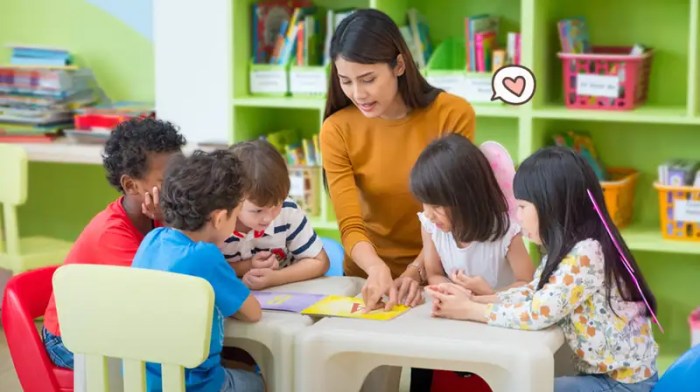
492;49;506;72
466;15;499;71
251;291;326;312
557;17;591;54
301;295;410;321
474;31;496;72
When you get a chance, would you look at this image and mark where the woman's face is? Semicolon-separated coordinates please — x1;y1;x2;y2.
334;56;407;120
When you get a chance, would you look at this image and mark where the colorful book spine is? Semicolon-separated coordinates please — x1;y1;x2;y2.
492;49;506;72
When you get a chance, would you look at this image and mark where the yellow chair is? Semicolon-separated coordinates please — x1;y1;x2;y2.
0;144;73;273
52;264;215;392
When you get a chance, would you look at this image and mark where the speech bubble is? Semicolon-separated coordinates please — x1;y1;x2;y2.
491;65;536;105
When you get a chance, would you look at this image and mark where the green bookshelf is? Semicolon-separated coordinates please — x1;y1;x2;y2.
231;0;700;370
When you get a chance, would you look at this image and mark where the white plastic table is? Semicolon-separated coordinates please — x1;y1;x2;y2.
223;276;365;392
294;298;565;392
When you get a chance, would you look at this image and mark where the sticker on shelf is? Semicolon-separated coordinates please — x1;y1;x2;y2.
290;68;327;94
673;200;700;223
426;74;465;96
289;173;305;198
250;69;287;94
576;73;620;98
464;75;496;103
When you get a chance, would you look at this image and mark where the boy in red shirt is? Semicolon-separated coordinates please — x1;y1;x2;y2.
42;118;186;369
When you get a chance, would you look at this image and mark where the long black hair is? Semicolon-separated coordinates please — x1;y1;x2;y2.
323;8;441;120
514;146;656;316
410;133;509;243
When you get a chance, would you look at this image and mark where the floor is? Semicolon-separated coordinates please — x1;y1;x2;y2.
0;327;22;392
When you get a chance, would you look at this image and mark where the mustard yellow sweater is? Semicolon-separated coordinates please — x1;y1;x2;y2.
320;92;476;278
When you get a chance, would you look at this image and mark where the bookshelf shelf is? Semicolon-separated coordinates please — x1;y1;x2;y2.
233;96;325;110
472;104;523;118
621;223;700;256
532;104;699;124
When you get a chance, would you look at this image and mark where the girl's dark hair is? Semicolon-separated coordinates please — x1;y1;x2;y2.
514;146;656;316
323;8;441;120
410;133;509;243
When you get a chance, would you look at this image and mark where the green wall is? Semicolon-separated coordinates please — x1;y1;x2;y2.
0;0;153;240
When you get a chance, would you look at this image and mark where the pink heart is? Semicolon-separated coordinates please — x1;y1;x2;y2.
503;76;526;97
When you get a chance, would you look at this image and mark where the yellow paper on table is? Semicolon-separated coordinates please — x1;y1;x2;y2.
300;295;409;321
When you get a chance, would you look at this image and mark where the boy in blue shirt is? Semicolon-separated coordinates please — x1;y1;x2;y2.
132;149;264;392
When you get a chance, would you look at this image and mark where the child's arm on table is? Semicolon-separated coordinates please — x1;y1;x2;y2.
429;244;602;329
501;234;535;290
229;251;278;277
450;234;536;295
233;293;262;322
422;227;450;285
268;249;330;286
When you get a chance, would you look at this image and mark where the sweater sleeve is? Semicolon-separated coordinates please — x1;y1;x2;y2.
319;119;372;254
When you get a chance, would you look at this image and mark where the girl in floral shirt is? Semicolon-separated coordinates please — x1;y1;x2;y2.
426;147;659;391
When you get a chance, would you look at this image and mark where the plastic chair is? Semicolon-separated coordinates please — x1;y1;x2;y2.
1;265;73;392
0;144;73;273
52;264;214;391
654;344;700;391
320;237;344;277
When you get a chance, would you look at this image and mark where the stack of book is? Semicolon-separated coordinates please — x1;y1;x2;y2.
0;65;106;143
64;101;155;144
464;14;521;73
557;17;591;54
251;0;356;67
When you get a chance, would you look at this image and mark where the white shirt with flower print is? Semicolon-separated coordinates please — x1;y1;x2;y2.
485;239;658;383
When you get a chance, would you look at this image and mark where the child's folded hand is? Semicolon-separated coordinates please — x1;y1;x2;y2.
251;251;279;270
450;270;494;295
426;283;475;320
242;267;277;290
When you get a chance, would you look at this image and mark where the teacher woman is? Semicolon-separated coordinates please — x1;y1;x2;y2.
320;9;477;311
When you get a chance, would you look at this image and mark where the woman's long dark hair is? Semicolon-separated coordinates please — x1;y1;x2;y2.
323;8;441;120
514;147;657;317
410;133;509;243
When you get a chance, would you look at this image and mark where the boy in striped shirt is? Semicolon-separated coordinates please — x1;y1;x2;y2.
221;139;330;289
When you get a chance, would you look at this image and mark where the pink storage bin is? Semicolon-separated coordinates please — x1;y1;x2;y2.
691;308;700;347
557;46;653;111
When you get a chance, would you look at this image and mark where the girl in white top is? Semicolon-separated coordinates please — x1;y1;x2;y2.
409;133;534;295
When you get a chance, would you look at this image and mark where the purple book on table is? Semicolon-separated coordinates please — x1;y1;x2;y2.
251;291;326;312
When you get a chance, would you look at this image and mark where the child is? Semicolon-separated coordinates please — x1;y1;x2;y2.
42;118;186;369
131;149;264;392
409;133;534;295
221;139;329;290
426;146;659;391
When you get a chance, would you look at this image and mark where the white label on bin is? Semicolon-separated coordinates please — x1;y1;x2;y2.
463;76;495;103
674;200;700;223
290;69;327;94
426;74;465;94
250;69;287;93
289;173;305;197
576;73;620;98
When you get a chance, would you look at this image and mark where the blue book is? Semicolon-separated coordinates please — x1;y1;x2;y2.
10;55;70;67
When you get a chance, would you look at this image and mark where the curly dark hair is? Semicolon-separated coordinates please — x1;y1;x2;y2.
102;117;187;192
161;149;247;231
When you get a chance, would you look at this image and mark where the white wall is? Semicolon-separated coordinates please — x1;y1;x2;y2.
153;0;232;144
